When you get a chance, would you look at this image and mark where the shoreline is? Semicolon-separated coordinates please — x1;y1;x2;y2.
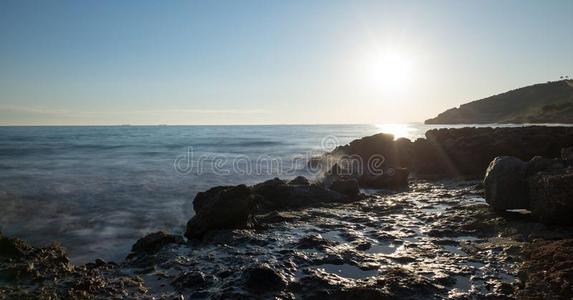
2;126;573;298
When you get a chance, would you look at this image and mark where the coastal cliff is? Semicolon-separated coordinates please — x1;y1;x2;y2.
425;80;573;124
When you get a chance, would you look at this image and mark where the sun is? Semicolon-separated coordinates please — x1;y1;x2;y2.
362;51;414;93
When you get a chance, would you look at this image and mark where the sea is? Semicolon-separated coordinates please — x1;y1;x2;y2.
0;123;567;263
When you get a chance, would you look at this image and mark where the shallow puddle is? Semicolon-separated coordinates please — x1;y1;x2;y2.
366;241;398;254
443;245;467;256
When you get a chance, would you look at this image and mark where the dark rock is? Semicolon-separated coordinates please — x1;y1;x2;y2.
330;287;387;299
185;185;259;239
526;156;566;175
94;258;107;267
289;176;310;186
171;271;211;290
360;168;410;188
518;239;573;299
130;231;184;255
355;242;371;251
562;147;573;162
484;156;529;210
329;179;359;196
529;171;573;225
253;178;349;210
0;234;29;258
329;126;573;178
243;264;287;292
297;234;336;249
257;211;299;223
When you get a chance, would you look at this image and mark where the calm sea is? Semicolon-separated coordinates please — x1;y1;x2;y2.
0;123;564;263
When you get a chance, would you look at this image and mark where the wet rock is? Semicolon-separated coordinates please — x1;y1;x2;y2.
360;168;410;188
257;211;300;224
0;234;29;258
529;171;573;225
518;239;573;299
289;176;311;186
171;271;211;290
562;146;573;162
355;242;371;251
526;156;566;175
329;179;360;197
185;185;259;239
484;156;529;210
130;231;185;255
243;264;287;292
94;258;107;267
253;178;349;210
297;234;336;249
329;287;387;299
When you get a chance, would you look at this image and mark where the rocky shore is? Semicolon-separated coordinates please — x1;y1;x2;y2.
2;126;573;299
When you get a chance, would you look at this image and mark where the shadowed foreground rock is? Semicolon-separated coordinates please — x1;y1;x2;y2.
529;171;573;225
129;231;184;256
253;178;351;211
483;153;573;225
329;179;360;197
483;156;529;210
185;184;259;239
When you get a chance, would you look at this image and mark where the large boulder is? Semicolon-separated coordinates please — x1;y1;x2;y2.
529;171;573;225
185;185;259;239
253;178;348;210
483;156;529;210
130;231;184;256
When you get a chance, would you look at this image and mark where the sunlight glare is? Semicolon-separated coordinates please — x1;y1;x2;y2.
363;51;415;93
375;123;416;139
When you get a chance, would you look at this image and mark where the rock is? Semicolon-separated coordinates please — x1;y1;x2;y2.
243;264;287;292
130;231;184;255
329;126;573;178
0;234;29;258
529;171;573;225
526;156;566;175
171;271;212;290
518;239;573;299
185;185;259;239
360;168;410;188
329;179;360;196
256;211;299;224
297;234;336;249
483;156;530;210
562;147;573;162
288;176;310;186
94;258;107;267
253;178;349;210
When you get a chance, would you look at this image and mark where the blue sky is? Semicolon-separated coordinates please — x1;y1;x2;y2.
1;0;572;125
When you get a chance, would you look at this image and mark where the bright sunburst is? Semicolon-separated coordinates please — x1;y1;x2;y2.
362;51;415;93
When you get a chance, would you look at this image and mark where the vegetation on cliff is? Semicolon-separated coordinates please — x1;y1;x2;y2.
425;80;573;124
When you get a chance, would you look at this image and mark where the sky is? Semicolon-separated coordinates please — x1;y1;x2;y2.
1;0;572;125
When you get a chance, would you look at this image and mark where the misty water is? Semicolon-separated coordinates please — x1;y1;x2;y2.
0;123;567;263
